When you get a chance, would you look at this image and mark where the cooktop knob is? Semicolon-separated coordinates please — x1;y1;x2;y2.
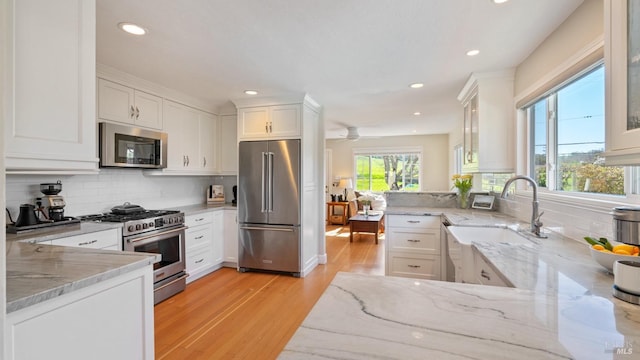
142;223;148;229
148;222;154;228
128;225;134;232
169;218;174;224
136;224;142;230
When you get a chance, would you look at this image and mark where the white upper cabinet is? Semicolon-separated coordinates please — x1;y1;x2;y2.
604;0;640;165
161;100;217;175
219;114;238;174
237;104;301;140
98;78;163;130
457;70;515;173
4;0;98;173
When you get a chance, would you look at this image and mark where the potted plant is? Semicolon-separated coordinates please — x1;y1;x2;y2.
451;174;473;209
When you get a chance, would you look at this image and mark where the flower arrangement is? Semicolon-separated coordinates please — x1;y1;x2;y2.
451;174;473;193
451;174;473;208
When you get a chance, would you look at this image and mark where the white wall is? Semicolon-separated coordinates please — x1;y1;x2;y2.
326;134;450;192
4;172;235;218
515;0;604;95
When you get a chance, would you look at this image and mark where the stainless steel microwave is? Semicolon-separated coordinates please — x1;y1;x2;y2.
99;122;168;169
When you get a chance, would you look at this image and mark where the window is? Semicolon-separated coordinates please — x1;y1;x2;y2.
527;63;625;195
353;148;421;192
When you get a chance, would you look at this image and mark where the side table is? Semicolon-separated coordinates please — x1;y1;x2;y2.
327;201;349;225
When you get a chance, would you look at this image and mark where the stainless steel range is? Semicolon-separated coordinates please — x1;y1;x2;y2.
80;203;187;304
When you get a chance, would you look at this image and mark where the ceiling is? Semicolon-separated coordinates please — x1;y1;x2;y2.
96;0;584;139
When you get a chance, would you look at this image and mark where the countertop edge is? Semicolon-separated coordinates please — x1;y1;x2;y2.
6;245;160;313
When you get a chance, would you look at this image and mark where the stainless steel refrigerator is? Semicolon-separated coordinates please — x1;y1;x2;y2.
238;139;301;276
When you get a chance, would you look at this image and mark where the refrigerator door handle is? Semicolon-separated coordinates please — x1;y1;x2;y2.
268;152;274;212
240;225;294;232
261;152;267;213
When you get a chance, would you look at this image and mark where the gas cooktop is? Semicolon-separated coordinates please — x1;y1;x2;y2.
79;209;184;237
79;210;180;223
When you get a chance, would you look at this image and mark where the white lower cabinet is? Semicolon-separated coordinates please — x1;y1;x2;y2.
6;265;155;360
223;209;238;266
185;211;223;283
385;215;443;280
49;228;120;250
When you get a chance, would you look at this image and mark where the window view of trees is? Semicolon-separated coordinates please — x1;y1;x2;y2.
355;153;420;192
529;64;625;195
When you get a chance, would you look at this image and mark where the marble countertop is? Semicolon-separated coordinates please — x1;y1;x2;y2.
282;207;640;359
6;221;123;244
6;242;160;313
173;202;237;215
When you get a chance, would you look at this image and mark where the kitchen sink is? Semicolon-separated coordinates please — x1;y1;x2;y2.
447;226;535;246
446;226;534;283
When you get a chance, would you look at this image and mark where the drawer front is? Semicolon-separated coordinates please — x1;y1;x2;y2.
388;229;440;254
186;245;213;275
185;211;214;227
50;229;119;249
475;256;509;287
387;215;440;229
388;252;441;280
185;226;212;249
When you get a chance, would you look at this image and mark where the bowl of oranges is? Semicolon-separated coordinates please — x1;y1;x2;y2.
585;236;640;273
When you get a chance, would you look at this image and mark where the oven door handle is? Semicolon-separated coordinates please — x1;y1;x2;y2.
126;226;188;244
155;273;189;291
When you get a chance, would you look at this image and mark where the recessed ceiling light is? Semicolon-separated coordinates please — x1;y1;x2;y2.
493;0;509;4
412;130;417;133
413;112;421;116
409;83;424;89
244;90;258;95
466;49;480;56
118;22;147;35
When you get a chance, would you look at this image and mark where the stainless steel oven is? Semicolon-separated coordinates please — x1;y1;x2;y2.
80;206;187;304
124;226;188;304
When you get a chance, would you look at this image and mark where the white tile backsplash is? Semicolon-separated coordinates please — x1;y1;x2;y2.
5;170;237;218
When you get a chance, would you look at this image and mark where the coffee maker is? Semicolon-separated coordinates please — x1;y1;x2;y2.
38;181;66;221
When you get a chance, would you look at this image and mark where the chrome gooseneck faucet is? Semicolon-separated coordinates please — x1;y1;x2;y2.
500;175;548;238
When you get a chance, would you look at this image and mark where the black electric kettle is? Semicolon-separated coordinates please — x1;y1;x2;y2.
15;204;38;227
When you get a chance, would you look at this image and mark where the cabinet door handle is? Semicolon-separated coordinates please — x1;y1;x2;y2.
269;122;272;133
407;264;421;268
466;151;473;162
203;157;207;167
265;123;269;133
407;220;420;224
130;105;135;118
135;106;140;119
481;269;491;281
183;155;187;167
407;239;421;243
78;239;98;246
195;258;204;264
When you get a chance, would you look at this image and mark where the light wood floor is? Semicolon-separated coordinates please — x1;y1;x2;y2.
154;224;385;359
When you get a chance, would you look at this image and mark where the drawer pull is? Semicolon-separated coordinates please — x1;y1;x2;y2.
407;264;421;268
407;220;421;224
481;269;491;281
407;239;421;243
195;258;204;264
195;235;204;240
78;239;98;246
195;218;205;222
